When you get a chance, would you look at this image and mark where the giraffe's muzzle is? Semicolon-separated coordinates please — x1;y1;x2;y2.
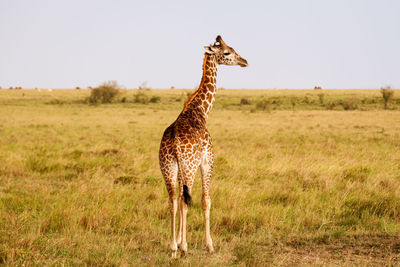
238;58;248;67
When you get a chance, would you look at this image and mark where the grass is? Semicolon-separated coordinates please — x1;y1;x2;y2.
0;89;400;266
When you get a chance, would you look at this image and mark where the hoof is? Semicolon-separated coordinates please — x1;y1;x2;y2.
170;242;178;258
178;242;188;255
207;245;215;254
180;249;187;257
171;250;178;258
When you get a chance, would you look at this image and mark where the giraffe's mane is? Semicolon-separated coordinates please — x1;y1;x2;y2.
183;53;210;109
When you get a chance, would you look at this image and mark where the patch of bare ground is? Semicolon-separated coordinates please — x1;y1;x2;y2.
274;234;400;266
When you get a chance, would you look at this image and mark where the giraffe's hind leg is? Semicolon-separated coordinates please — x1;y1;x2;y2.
200;143;214;253
175;149;201;255
160;154;179;258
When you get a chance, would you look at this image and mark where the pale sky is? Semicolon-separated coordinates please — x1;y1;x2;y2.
1;0;399;89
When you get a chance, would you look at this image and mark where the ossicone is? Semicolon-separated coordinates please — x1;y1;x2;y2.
215;35;227;47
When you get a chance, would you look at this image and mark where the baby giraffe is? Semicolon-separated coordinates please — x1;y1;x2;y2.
159;35;248;257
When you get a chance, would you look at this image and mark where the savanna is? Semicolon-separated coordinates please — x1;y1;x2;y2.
1;88;399;266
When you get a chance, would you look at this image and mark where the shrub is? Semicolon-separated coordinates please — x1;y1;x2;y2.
318;93;325;105
270;97;282;106
134;92;149;104
240;98;251;105
256;98;271;112
290;97;297;110
380;86;394;109
47;99;64;105
361;97;378;104
340;98;359;110
149;96;161;103
88;81;120;104
325;101;336;110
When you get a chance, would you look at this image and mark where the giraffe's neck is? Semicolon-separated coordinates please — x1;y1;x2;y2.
184;53;218;118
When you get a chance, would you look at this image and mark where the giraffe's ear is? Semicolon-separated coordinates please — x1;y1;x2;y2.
204;45;216;55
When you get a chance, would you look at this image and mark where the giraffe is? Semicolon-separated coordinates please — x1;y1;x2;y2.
159;35;248;257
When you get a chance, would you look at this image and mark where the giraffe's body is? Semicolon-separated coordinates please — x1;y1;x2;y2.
159;36;247;257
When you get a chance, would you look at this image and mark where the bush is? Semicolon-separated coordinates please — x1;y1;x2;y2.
380;86;394;109
88;81;120;104
325;101;336;110
134;92;149;104
270;97;282;106
340;98;359;110
47;99;64;105
318;93;325;105
240;98;251;105
149;96;161;103
290;97;297;110
256;98;271;112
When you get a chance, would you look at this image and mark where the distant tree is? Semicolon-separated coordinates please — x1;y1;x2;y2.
134;92;149;104
380;86;394;109
138;81;150;90
89;80;120;104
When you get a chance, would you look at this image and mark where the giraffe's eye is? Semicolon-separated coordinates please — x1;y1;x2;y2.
223;52;230;56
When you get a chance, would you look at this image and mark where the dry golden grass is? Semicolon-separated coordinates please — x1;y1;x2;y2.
0;89;399;266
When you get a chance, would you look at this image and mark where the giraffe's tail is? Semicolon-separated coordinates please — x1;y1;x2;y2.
183;185;192;206
173;143;192;206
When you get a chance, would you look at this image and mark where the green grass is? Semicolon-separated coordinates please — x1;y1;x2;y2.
1;89;400;265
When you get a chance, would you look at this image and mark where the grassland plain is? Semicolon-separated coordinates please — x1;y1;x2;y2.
0;89;400;266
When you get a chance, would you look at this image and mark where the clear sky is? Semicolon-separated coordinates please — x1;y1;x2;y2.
1;0;399;89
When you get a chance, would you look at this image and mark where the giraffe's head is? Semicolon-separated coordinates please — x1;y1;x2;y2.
204;35;248;67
